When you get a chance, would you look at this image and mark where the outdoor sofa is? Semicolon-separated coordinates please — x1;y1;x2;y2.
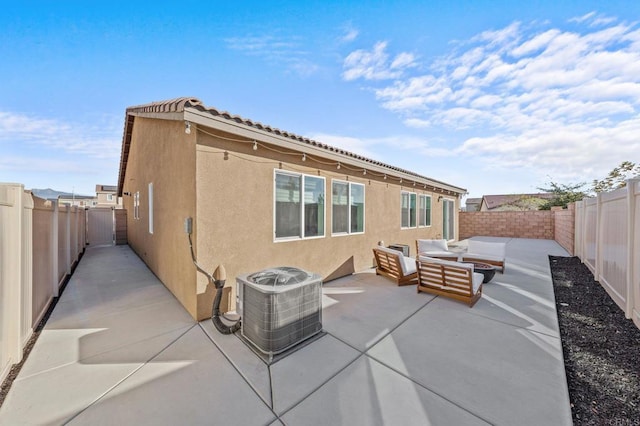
415;239;459;260
460;240;506;272
416;256;484;307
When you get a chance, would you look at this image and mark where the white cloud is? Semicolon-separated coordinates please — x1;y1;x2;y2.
342;17;640;185
0;111;121;159
224;34;318;77
569;12;596;24
340;26;359;43
342;41;416;81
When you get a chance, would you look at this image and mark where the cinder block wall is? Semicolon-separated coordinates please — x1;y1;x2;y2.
115;209;127;245
553;204;575;255
460;205;576;255
460;211;554;240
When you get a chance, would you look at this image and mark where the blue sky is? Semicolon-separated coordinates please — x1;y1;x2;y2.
2;1;640;202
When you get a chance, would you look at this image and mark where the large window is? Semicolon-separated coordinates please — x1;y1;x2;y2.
401;192;417;228
418;194;432;227
275;171;325;240
332;180;365;234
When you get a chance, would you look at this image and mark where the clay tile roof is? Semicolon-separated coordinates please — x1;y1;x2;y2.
126;97;202;114
118;97;467;196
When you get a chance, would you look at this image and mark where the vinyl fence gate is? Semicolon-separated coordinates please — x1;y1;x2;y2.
87;208;115;246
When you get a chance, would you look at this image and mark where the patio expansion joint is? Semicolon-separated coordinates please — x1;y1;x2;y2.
63;323;198;424
358;298;498;425
365;352;493;425
274;296;437;419
275;352;366;420
365;295;496;424
198;323;278;418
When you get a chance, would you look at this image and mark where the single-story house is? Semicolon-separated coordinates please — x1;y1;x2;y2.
117;97;466;320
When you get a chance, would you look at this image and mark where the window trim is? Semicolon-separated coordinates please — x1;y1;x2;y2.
133;191;140;220
273;170;326;242
331;179;365;236
401;191;417;229
148;183;153;234
418;194;432;228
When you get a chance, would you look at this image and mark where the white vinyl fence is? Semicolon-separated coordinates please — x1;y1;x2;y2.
575;178;640;330
1;184;86;383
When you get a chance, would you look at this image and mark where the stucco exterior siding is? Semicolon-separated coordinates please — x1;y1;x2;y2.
117;99;465;321
194;128;457;318
122;117;199;319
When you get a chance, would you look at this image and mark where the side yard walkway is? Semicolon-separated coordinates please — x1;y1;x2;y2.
0;238;573;425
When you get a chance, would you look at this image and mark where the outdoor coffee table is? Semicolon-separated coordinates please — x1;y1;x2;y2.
465;262;496;283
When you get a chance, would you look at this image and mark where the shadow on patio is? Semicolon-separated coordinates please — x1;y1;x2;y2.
0;238;573;426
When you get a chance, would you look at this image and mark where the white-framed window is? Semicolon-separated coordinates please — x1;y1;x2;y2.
274;170;325;240
133;191;140;220
418;194;432;227
148;183;153;234
107;194;113;201
401;191;417;228
331;180;365;235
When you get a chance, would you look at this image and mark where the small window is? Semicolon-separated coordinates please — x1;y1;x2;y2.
134;191;140;220
107;194;114;201
148;183;153;234
332;180;365;235
401;191;417;228
418;194;432;227
274;171;325;240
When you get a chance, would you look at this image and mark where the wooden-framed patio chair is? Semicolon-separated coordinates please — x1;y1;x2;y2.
416;256;483;307
373;246;418;286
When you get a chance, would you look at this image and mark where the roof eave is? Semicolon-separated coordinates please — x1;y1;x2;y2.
184;107;466;195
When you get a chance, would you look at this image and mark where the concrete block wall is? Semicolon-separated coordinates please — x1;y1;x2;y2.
460;205;576;255
460;210;554;240
553;204;575;255
115;209;127;245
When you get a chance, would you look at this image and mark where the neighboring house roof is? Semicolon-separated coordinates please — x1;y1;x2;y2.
481;193;554;210
96;184;117;192
117;97;467;196
464;197;482;211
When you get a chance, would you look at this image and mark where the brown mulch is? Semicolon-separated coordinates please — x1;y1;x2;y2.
549;255;640;426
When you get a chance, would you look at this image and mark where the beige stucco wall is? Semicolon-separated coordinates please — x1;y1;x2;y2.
122;117;198;319
121;117;461;321
194;127;460;319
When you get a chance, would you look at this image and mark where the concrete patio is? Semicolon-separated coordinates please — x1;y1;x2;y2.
0;237;573;425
